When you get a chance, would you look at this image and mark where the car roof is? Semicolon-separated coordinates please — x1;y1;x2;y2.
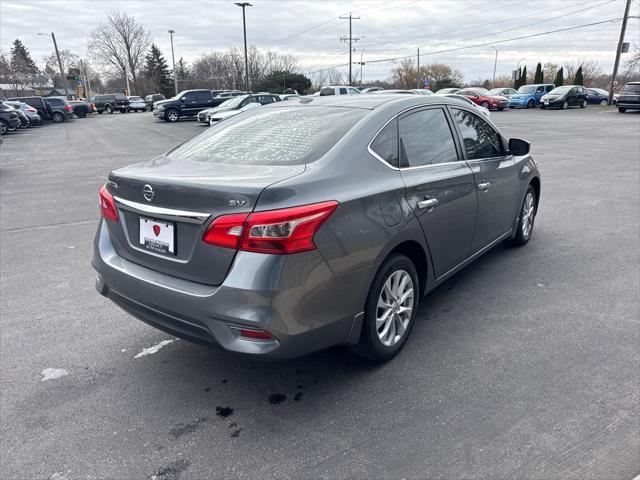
276;94;473;110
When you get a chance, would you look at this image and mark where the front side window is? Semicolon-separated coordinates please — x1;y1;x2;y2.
339;88;348;95
319;87;335;96
452;108;503;160
399;108;458;167
370;118;399;168
182;93;197;102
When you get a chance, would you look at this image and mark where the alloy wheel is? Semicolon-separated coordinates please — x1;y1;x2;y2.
167;110;179;122
600;99;607;105
0;122;7;135
521;191;535;239
376;270;414;347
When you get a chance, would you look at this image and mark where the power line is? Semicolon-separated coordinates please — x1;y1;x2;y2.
308;17;627;74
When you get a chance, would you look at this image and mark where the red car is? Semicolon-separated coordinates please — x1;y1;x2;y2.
455;87;509;110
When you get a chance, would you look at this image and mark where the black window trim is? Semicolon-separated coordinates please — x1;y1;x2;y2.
446;105;508;162
367;103;466;171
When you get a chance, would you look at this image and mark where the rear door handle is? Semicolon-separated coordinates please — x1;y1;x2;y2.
477;182;491;191
417;198;439;210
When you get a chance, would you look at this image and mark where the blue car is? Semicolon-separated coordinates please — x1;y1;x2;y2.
586;88;610;105
509;84;555;108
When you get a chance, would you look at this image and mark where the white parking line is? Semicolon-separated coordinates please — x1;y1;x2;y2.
133;339;177;358
40;368;69;381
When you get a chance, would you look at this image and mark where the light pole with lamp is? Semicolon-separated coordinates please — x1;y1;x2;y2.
38;32;68;97
168;30;178;96
234;2;252;92
491;46;498;87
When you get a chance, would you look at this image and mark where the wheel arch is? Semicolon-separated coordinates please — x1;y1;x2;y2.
529;176;541;209
384;240;430;299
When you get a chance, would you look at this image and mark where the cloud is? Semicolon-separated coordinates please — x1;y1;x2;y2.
1;0;637;83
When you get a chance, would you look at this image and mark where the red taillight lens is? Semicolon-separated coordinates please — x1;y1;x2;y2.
203;201;339;254
99;185;118;221
65;105;72;112
238;328;273;340
27;107;37;112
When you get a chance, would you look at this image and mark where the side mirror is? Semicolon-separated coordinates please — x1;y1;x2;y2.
509;138;530;156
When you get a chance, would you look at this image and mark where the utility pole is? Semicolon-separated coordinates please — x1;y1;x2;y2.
79;59;92;99
491;46;498;87
168;30;178;96
416;48;420;89
235;2;252;92
124;63;131;96
608;0;631;105
360;50;364;86
340;13;360;85
38;32;68;97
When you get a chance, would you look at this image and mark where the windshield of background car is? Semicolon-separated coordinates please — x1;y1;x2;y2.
518;86;536;94
168;107;368;166
130;96;143;101
621;83;640;94
220;96;247;108
549;86;571;95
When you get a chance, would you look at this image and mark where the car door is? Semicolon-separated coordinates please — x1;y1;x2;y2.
534;85;545;104
398;106;477;278
450;107;521;252
180;92;199;116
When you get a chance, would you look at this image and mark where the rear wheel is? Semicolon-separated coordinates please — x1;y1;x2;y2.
561;101;568;110
0;120;8;135
52;112;64;123
507;185;537;247
581;100;587;108
165;109;179;122
600;99;607;105
354;254;419;362
105;104;113;114
77;108;88;118
618;107;627;113
481;101;489;109
97;110;103;115
526;99;535;108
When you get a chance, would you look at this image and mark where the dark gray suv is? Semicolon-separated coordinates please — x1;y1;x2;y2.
93;95;541;361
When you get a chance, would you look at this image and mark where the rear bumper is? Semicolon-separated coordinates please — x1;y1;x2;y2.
92;220;370;359
617;101;640;110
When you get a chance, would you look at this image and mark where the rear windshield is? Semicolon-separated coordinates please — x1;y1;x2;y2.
168;106;368;166
621;83;640;94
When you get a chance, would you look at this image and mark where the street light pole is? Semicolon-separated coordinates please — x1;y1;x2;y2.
608;0;632;105
360;50;364;86
491;46;498;87
38;32;68;97
234;2;252;93
168;30;178;96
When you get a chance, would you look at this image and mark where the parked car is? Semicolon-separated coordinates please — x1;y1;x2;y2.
4;103;30;128
410;89;434;95
8;96;54;121
197;93;281;124
93;95;540;362
154;89;225;122
91;94;130;114
490;87;518;97
617;81;640;113
456;87;509;110
43;97;74;122
435;87;460;94
540;85;588;109
586;88;610;105
217;90;246;98
319;85;361;96
69;100;95;118
127;96;147;112
145;94;166;109
4;100;42;126
359;87;384;94
206;102;261;126
0;102;21;134
442;94;491;118
508;84;555;109
371;89;419;95
280;94;301;101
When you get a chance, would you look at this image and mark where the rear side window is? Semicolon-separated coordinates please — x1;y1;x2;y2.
114;94;127;100
399;108;458;167
320;88;335;96
370;119;399;168
195;91;212;101
45;98;64;106
339;88;347;95
452;109;503;160
168;106;367;166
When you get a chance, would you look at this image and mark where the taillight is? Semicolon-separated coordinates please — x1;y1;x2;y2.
27;107;36;112
203;201;339;254
65;105;72;112
99;185;118;221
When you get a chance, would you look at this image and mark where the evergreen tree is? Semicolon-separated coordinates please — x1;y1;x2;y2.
554;67;564;87
10;39;38;76
534;62;544;83
520;65;527;87
175;57;188;82
254;70;312;94
573;66;583;85
513;67;522;89
144;44;173;97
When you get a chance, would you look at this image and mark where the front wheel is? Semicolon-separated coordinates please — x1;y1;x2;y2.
105;105;113;114
540;104;546;109
561;101;568;110
581;100;587;108
165;109;179;122
507;185;537;247
353;254;419;362
600;99;608;105
0;120;8;135
618;107;627;113
77;109;88;118
527;99;535;109
481;101;489;109
52;112;65;123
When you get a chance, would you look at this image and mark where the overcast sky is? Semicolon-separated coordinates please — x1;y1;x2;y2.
1;0;638;82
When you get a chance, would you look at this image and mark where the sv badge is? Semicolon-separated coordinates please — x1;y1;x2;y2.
229;199;247;207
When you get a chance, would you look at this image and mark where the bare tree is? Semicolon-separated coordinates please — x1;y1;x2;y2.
88;11;150;94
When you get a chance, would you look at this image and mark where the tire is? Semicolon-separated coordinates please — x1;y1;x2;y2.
581;100;587;108
527;99;535;109
52;112;65;123
353;254;419;362
618;107;626;113
540;104;546;110
561;101;568;110
77;108;88;118
600;99;607;105
97;110;103;115
507;185;537;247
208;118;214;126
165;109;179;122
481;101;489;109
0;120;8;135
105;105;113;114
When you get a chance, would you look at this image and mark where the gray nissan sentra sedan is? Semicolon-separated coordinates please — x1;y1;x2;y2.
93;95;540;361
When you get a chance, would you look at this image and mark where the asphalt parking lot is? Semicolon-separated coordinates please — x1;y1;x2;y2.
1;107;639;479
